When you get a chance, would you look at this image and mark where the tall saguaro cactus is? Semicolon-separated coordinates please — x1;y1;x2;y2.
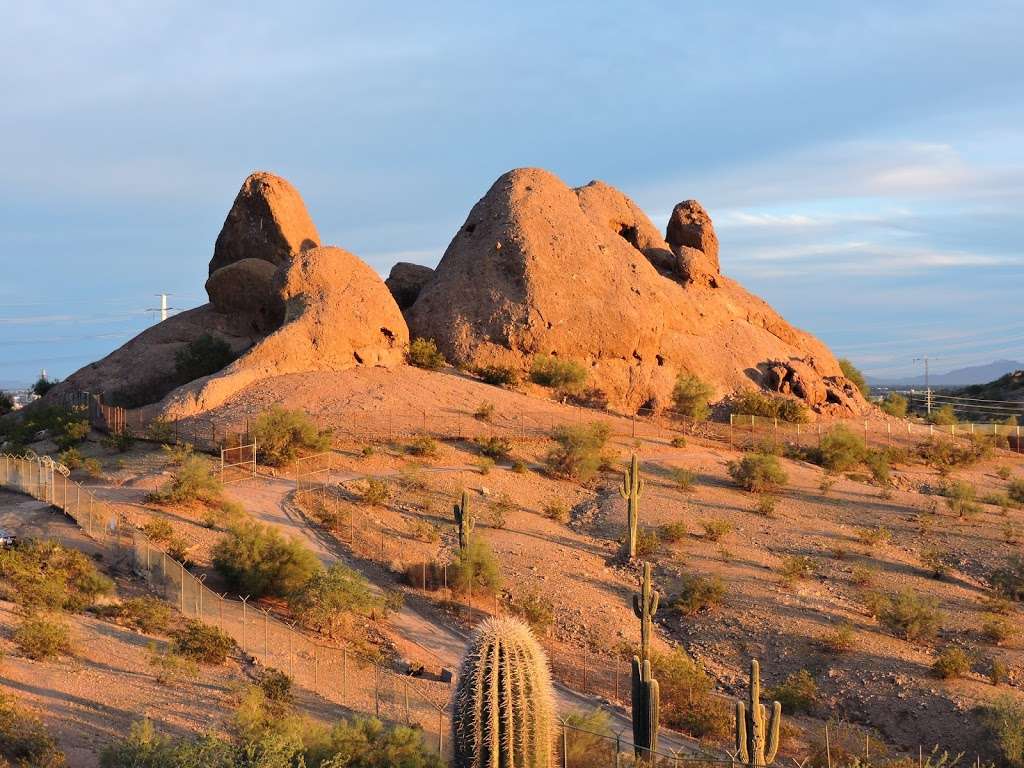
631;561;660;759
735;659;782;767
619;453;645;558
452;617;555;768
454;489;474;550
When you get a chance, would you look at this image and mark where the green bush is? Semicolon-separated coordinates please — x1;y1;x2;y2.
878;589;943;642
880;392;908;418
927;404;958;426
701;519;732;541
670;467;696;491
407;338;446;370
473;401;494;422
981;695;1024;767
754;494;778;518
54;418;90;450
931;646;971;679
476;365;520;387
407;434;439;457
982;614;1017;645
14;615;72;660
252;406;330;466
449;536;501;594
147;455;222;505
769;669;818;714
106;597;173;634
942;480;980;518
32;375;59;397
544;422;611;482
651;648;732;740
634;526;659;557
142;516;175;544
671;573;726;615
170;620;235;665
0;690;65;768
671;374;713;420
83;457;104;478
288;563;382;639
819;622;856;654
562;709;616;768
732;391;809;423
212;522;321;599
147;644;199;686
727;452;788;492
475;436;512;460
174;333;235;383
101;428;134;453
542;499;569;523
1009;479;1024;505
506;589;555;633
530;355;587;389
991;556;1024;601
657;521;688;543
58;446;83;470
360;478;391;506
816;425;866;472
316;716;445;768
779;554;815;583
100;719;234;768
838;358;869;397
918;436;993;472
0;539;113;611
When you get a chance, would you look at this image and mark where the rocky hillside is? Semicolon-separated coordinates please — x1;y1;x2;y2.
52;169;868;420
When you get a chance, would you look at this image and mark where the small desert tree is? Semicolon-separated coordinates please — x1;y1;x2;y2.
252;406;330;466
880;392;908;418
838;358;870;398
671;373;713;420
212;522;321;598
544;422;611;482
174;333;235;383
288;563;382;638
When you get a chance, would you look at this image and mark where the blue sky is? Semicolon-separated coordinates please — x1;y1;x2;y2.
2;1;1022;388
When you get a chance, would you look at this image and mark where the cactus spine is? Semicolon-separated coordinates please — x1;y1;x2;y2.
631;561;660;759
452;617;555;768
735;659;782;767
454;489;474;550
619;453;645;558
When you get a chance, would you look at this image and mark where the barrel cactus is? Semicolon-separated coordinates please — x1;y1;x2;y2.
735;659;782;767
619;454;644;558
452;617;555;768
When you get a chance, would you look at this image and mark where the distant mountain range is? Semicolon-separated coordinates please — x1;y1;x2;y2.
869;359;1024;388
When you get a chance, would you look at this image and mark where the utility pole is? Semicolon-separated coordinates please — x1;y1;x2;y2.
913;356;939;415
147;293;176;323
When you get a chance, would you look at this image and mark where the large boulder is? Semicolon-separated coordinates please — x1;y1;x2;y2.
205;258;284;333
407;167;867;415
209;171;320;275
666;200;719;276
386;262;435;310
159;246;409;418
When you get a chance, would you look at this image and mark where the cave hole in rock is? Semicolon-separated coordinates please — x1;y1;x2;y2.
617;223;641;250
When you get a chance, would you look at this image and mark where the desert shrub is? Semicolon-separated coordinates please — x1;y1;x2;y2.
147;644;199;685
0;538;113;611
670;467;696;492
511;459;528;474
820;622;857;654
657;521;688;543
770;669;818;714
474;401;495;422
252;406;330;466
166;537;193;567
544;422;611;482
14;615;72;660
671;373;713;420
996;465;1012;480
941;480;980;518
982;614;1017;645
981;695;1024;767
991;556;1024;601
485;493;514;529
171;619;235;665
212;522;320;599
727;452;787;492
671;573;726;615
58;446;83;470
110;597;172;634
838;358;869;397
542;499;569;523
651;648;732;740
142;516;175;544
407;337;446;370
815;425;866;472
147;455;222;504
145;417;175;443
289;563;382;638
315;716;445;768
476;365;519;388
101;428;134;453
530;355;587;389
476;457;495;475
32;374;59;396
83;457;104;478
258;667;293;707
732;391;809;423
0;690;65;768
506;589;555;633
174;333;234;383
449;537;501;594
669;435;687;448
562;709;616;767
863;450;892;487
931;646;971;679
851;565;877;586
406;434;439;457
918;436;992;472
779;555;815;583
54;418;90;450
990;659;1009;686
701;519;732;541
475;436;512;460
360;478;391;506
856;525;892;550
1009;479;1024;505
634;527;659;557
927;404;958;426
880;392;908;418
920;546;950;580
754;494;778;518
878;589;943;642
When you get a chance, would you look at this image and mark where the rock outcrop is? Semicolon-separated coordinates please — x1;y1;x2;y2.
407;167;867;415
386;262;435;310
209;171;320;275
159;246;408;418
205;258;284;333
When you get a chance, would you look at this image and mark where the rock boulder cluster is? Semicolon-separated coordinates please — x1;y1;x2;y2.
57;167;867;419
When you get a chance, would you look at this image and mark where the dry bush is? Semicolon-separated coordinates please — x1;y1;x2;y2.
819;622;857;654
657;521;688;543
670;573;726;615
700;519;732;542
408;337;446;369
170;619;235;665
931;646;971;679
14;615;72;660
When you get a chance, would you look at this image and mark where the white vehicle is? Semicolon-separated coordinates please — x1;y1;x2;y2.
0;529;16;547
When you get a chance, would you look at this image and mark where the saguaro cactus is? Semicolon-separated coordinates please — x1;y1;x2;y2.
454;489;474;550
452;617;555;768
735;659;782;767
619;453;645;558
631;561;660;758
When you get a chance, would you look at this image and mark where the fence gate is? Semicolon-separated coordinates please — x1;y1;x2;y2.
220;442;256;484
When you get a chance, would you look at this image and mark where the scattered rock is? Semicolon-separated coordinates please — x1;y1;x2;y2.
386;262;435;310
666;199;719;273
